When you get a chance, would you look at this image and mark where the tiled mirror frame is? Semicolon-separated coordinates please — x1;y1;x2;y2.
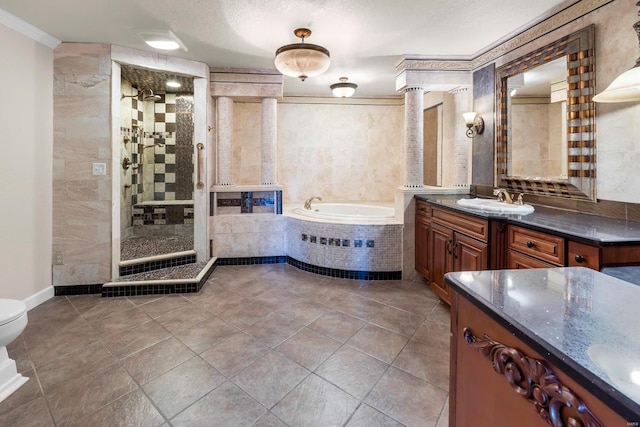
495;24;596;201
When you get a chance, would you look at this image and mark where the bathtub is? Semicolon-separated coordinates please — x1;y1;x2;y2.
284;202;402;279
291;203;394;222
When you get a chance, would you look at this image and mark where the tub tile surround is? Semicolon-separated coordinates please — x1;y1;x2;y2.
286;217;402;274
230;100;405;204
1;264;450;426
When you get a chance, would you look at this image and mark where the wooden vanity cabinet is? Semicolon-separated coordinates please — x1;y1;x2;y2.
415;200;431;280
450;294;627;427
428;207;489;304
508;224;640;271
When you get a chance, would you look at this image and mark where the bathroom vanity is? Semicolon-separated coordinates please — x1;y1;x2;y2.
415;196;640;304
445;267;640;427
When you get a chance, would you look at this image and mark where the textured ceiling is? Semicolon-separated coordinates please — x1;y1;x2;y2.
0;0;573;97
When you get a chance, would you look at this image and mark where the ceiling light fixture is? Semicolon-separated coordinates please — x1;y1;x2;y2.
136;29;187;51
593;2;640;102
330;77;358;98
166;81;181;88
463;112;484;138
274;28;330;81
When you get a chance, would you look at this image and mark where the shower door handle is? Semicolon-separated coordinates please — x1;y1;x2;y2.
196;143;205;189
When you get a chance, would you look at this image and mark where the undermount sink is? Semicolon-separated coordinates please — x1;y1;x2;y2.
588;344;640;403
456;198;535;214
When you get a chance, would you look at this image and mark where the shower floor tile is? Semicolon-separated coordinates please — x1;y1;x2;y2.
121;235;193;261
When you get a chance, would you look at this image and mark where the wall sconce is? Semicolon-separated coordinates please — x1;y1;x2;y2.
463;112;484;138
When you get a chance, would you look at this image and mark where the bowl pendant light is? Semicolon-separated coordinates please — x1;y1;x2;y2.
274;28;331;81
330;77;358;98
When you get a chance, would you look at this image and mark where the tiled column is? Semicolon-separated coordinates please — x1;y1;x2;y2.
261;97;277;185
404;87;424;188
451;87;471;186
216;96;234;185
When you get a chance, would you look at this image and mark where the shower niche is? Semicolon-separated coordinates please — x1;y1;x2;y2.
119;65;195;261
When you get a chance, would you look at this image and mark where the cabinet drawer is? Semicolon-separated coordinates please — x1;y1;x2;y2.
416;200;431;218
508;249;557;269
568;241;600;270
508;226;565;266
431;207;488;242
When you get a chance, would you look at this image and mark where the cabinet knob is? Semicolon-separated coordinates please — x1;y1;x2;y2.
574;254;586;263
526;241;535;248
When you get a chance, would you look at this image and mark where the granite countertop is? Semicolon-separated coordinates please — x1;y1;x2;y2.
416;195;640;244
445;267;640;422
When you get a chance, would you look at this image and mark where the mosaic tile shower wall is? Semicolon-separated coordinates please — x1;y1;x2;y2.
120;87;194;205
150;94;194;201
120;83;196;234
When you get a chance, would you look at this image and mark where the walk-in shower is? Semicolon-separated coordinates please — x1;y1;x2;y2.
119;66;195;262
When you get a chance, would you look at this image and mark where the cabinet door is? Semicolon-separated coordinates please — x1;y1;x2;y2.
415;215;430;280
429;222;454;303
454;233;488;273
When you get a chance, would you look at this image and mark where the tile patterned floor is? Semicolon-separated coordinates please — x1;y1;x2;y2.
1;264;451;427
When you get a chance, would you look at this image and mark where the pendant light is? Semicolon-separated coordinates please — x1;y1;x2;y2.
274;28;330;81
330;77;358;98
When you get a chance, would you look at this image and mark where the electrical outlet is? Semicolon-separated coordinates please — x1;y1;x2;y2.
92;162;107;176
54;251;64;265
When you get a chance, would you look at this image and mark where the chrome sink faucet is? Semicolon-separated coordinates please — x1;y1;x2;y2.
304;196;322;210
493;189;524;205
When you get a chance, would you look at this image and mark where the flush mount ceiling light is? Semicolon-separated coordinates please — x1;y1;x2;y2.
166;80;181;88
463;112;484;138
274;28;330;81
135;29;187;51
594;2;640;102
330;77;358;98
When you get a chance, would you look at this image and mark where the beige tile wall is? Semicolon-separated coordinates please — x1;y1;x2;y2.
53;43;113;286
231;100;404;204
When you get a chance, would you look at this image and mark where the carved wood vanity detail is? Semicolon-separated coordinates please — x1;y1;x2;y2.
463;327;603;427
450;294;632;427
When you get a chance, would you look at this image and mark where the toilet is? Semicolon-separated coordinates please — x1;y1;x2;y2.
0;299;28;403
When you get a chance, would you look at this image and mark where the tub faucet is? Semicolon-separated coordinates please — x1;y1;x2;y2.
304;196;322;210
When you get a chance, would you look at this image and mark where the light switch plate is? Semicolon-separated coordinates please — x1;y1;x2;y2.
92;162;107;176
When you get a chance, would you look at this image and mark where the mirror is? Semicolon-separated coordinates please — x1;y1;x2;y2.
496;25;596;200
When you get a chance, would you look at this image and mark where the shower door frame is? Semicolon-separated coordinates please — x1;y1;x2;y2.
109;47;210;279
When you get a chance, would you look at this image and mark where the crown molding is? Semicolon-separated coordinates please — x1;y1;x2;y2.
396;0;615;74
0;8;60;49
